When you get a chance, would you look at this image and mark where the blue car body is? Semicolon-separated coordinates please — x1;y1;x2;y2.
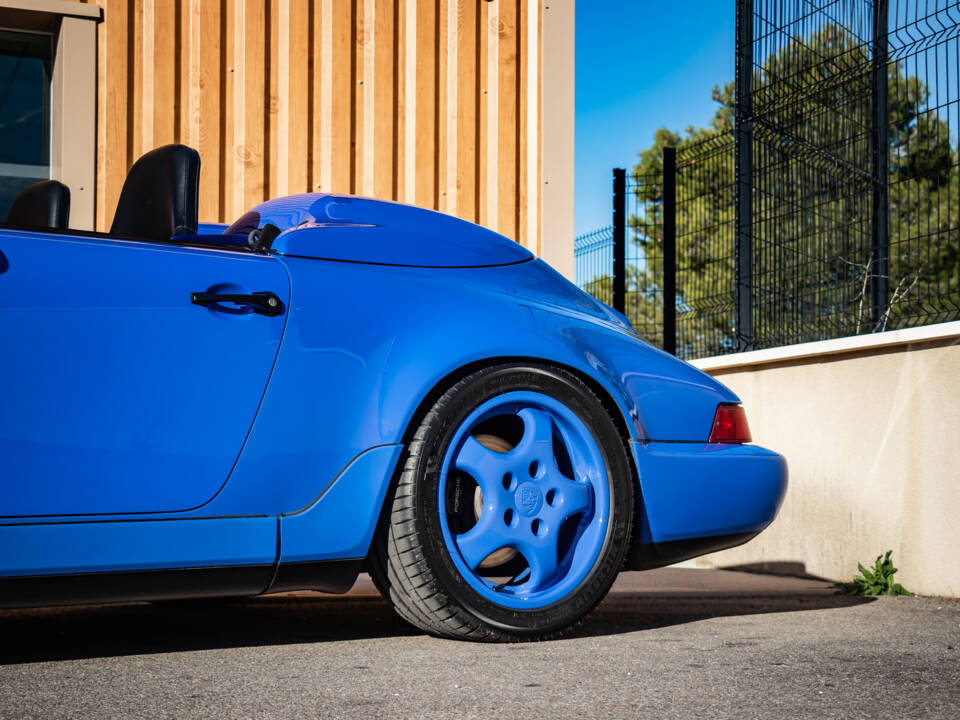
0;193;787;606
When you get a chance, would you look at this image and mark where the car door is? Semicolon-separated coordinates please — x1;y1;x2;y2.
0;229;289;516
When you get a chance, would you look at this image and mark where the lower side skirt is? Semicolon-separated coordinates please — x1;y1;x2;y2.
0;559;364;610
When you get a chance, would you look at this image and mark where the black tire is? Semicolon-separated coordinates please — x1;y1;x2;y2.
369;363;633;641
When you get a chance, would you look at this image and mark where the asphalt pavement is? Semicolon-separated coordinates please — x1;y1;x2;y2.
0;568;957;719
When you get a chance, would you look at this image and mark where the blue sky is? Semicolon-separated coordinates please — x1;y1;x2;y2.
575;2;735;235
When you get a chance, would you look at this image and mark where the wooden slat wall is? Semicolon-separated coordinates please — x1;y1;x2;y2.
69;0;541;250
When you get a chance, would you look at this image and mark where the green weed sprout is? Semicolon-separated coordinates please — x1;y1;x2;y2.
834;550;911;596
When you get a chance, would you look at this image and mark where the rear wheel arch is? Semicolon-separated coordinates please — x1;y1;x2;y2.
397;355;642;449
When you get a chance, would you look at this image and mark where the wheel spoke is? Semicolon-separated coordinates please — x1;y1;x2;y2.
555;476;592;518
515;408;554;458
515;534;559;591
455;517;513;571
455;435;507;500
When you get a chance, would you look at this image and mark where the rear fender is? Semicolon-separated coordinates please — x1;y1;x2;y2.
203;259;738;523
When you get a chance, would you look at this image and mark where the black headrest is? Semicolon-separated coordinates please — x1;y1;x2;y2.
5;180;71;230
110;144;200;242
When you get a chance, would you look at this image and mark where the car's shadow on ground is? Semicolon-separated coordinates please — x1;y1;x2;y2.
579;590;875;640
0;585;875;664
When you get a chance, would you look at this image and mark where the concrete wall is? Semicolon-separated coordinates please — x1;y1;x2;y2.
687;322;960;598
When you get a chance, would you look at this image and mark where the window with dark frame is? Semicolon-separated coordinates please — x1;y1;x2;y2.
0;28;52;219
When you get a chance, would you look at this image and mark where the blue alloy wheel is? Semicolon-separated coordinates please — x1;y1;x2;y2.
370;363;634;642
438;391;611;609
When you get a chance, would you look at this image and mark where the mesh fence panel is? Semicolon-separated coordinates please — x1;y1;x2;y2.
575;1;958;358
748;0;959;345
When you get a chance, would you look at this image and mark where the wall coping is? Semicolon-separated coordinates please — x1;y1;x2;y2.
690;320;960;372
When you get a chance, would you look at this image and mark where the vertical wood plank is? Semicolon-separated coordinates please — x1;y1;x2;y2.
396;0;410;202
316;0;332;192
440;0;457;215
286;0;310;194
355;0;376;197
229;0;267;215
534;0;541;255
477;0;487;226
95;0;131;230
305;0;316;193
498;0;518;241
414;0;437;208
321;0;363;193
268;0;281;199
245;0;267;212
227;0;244;217
151;0;177;146
481;0;497;230
270;0;308;200
455;0;477;222
178;0;190;143
132;0;145;160
372;0;396;199
185;0;223;222
222;0;237;219
518;0;529;247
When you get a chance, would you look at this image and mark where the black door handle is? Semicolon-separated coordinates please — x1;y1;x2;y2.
191;290;284;316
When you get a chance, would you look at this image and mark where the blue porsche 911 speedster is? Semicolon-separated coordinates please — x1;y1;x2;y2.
0;145;787;641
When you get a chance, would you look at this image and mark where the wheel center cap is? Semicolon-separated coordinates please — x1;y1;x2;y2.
515;482;543;516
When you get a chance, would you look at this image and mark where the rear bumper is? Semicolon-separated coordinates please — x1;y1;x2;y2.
623;441;788;570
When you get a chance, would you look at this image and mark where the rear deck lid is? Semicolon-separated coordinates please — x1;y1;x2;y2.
225;193;533;268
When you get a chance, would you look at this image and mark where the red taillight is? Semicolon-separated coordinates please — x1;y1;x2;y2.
709;404;752;443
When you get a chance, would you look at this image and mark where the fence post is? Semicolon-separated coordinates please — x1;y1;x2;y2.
871;0;890;328
734;0;754;352
612;168;626;314
662;148;677;355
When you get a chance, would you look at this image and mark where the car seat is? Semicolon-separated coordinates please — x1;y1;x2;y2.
4;180;71;230
110;144;201;242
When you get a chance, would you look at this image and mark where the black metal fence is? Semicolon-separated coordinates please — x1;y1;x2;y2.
574;226;615;308
575;0;960;359
575;136;739;358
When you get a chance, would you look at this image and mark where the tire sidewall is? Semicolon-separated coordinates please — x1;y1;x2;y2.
414;364;633;635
